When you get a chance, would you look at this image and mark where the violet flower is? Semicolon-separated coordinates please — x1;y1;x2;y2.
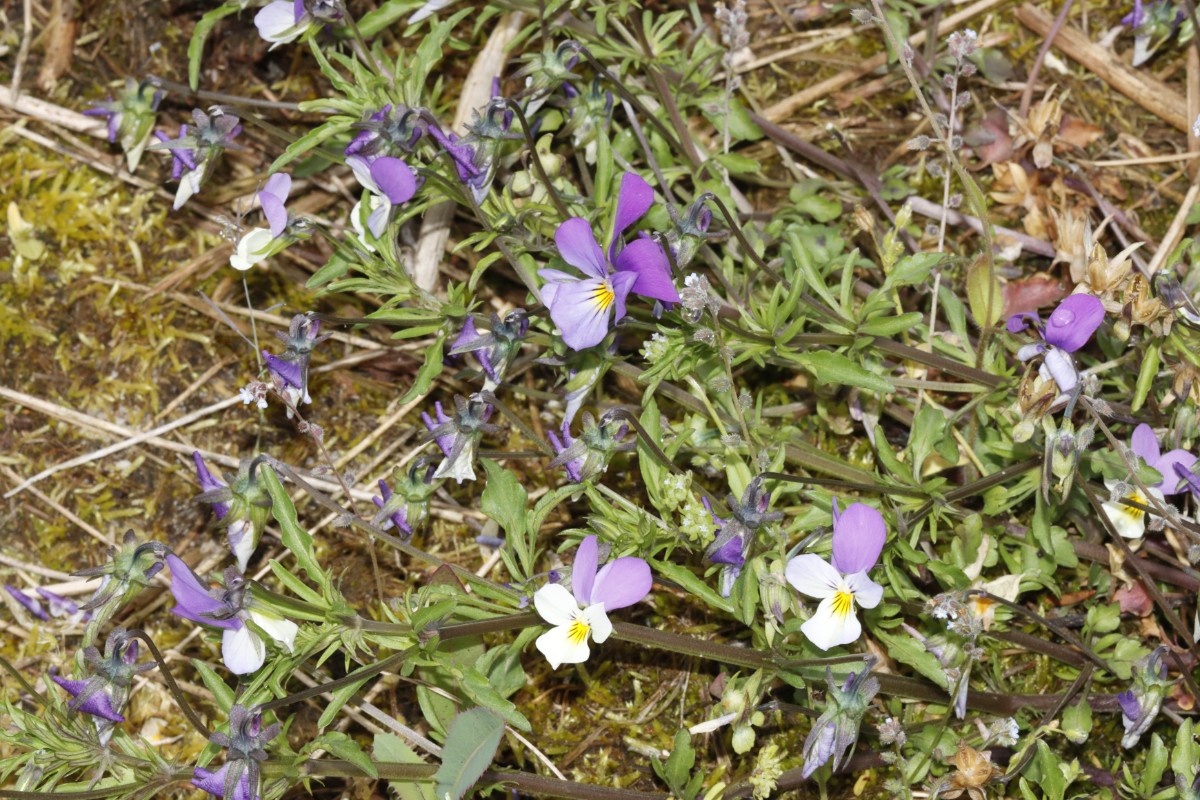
800;663;879;778
547;410;631;483
7;585;90;624
83;78;162;170
449;309;529;390
52;628;153;742
347;154;418;238
193;704;279;800
539;172;680;350
5;585;49;621
231;173;305;271
421;394;499;483
533;535;652;668
1103;424;1194;539
1007;293;1105;394
76;531;168;648
167;555;297;675
346;104;426;158
1119;646;1171;748
254;0;324;48
428;125;491;204
152;109;243;210
705;476;783;597
372;480;413;538
786;500;886;650
261;313;330;418
192;452;274;571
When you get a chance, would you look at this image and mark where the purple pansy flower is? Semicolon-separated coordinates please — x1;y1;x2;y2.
346;104;426;159
1130;423;1195;495
547;411;630;484
255;0;312;48
428;125;491;203
1007;293;1105;394
83;79;162;170
785;500;886;651
192;452;267;571
231;173;302;271
539;172;679;350
52;675;126;723
372;480;412;538
194;704;279;800
9;585;90;624
167;555;297;675
421;395;498;483
6;585;49;621
347;155;418;238
547;422;584;482
449;309;529;390
533;535;652;668
51;628;152;741
704;476;783;597
193;763;254;800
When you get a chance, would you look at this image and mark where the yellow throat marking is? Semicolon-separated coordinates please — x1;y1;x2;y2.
831;591;854;618
591;281;615;312
568;617;591;645
1124;493;1146;520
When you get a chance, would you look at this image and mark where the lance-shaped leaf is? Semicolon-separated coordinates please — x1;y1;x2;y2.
433;707;505;800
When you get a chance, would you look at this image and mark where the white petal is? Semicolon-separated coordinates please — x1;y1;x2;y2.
367;200;392;238
173;168;203;210
222;626;266;674
533;583;579;627
433;450;475;484
229;520;255;573
535;624;590;669
583;603;612;643
1102;498;1147;539
844;571;883;609
249;610;298;652
347;156;380;194
981;573;1023;603
784;554;841;599
230;228;274;271
801;593;861;651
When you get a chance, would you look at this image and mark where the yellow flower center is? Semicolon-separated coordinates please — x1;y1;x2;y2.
568;617;591;645
831;590;854;618
1123;492;1147;520
591;281;615;312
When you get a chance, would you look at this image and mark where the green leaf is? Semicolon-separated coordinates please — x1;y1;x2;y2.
712;152;761;175
268;560;327;613
872;629;947;688
652;730;697;797
1141;733;1168;793
191;659;235;713
1132;342;1161;413
651;559;734;615
188;2;241;90
480;460;527;539
965;254;1002;328
398;333;446;404
883;252;945;291
460;666;529;731
269;119;354;174
794;350;894;393
858;311;924;337
261;466;324;586
374;733;436;800
1060;696;1091;744
309;731;378;779
433;708;506;800
317;676;372;729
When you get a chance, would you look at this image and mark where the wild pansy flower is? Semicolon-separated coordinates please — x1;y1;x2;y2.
254;0;341;47
705;476;783;597
52;628;152;742
76;530;168;648
533;535;652;668
801;663;879;778
166;555;298;675
786;500;886;651
1007;293;1105;395
83;78;162;170
346;104;426;158
371;460;435;537
1118;646;1171;748
4;585;89;624
153;108;243;210
193;452;276;571
560;80;613;164
372;479;413;539
1102;424;1193;539
347;154;418;238
261;313;330;418
539;172;680;350
666;196;714;270
1122;0;1185;66
428;123;493;205
421;394;498;483
231;173;312;271
449;309;529;391
193;704;279;800
547;410;631;483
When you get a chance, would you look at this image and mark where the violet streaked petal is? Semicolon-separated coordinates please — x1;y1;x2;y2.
370;157;417;204
830;503;885;574
52;677;125;722
572;535;599;605
548;277;614;350
613;237;679;303
1131;424;1160;464
591;556;652;611
555;218;608;279
1043;294;1104;352
194;764;253;800
609;172;654;255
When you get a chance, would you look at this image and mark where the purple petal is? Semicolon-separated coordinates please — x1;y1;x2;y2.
292;0;305;22
1157;450;1197;495
609;172;655;255
166;554;240;629
5;585;48;620
260;173;291;238
610;270;638;324
548;278;615;350
572;535;599;605
370;157;417;204
37;588;84;619
591;556;652;611
1006;311;1041;335
263;352;303;388
52;677;125;722
1131;424;1160;464
1043;294;1104;352
452;318;480;353
1117;689;1140;721
193;764;253;800
830;503;885;574
193;451;231;519
613;237;679;303
555;218;608;279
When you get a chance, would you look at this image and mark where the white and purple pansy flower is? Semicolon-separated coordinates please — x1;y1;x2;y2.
1102;424;1195;539
533;535;652;668
231;173;293;271
166;555;297;675
254;0;312;48
785;501;886;651
1007;293;1106;394
539;172;680;350
347;155;419;238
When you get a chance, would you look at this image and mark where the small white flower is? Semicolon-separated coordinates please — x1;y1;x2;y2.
173;166;204;210
787;555;884;650
255;0;311;48
533;583;613;668
1101;478;1163;540
229;227;275;271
